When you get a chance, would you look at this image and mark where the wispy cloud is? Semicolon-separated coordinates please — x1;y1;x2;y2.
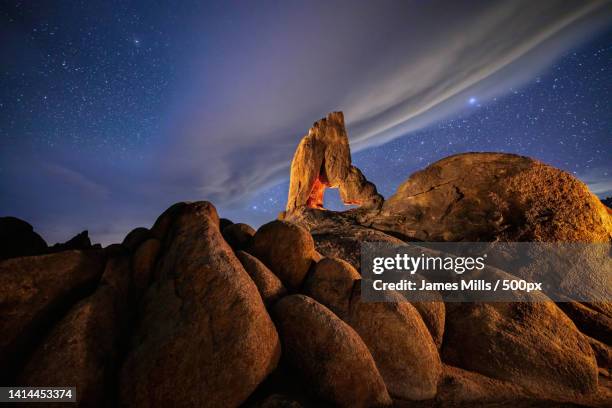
43;163;110;200
160;0;611;206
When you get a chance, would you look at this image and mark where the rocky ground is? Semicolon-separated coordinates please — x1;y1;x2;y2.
1;112;611;407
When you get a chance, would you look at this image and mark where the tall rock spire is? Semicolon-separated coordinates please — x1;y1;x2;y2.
285;112;383;213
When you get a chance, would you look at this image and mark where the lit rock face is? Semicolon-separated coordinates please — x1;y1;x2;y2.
375;152;612;242
285;112;383;213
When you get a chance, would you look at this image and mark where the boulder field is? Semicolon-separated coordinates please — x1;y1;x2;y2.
1;112;611;407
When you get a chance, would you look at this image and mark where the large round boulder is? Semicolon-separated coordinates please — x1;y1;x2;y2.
248;221;317;291
223;222;256;250
235;250;287;307
411;301;445;349
347;285;441;400
442;301;599;399
376;152;612;242
302;257;360;319
120;201;280;408
121;227;152;252
273;295;391;407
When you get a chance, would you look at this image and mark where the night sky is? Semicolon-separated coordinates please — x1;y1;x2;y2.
1;1;611;244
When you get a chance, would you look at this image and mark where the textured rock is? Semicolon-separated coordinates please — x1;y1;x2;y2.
273;295;391;408
0;216;47;260
375;152;612;242
586;335;612;370
557;301;612;345
131;238;161;296
0;250;105;377
223;222;256;250
284;208;404;271
411;300;445;349
236;250;287;307
285;112;382;213
442;301;599;398
428;364;528;406
347;285;441;400
303;257;360;319
18;256;131;406
248;220;317;291
120;201;280;408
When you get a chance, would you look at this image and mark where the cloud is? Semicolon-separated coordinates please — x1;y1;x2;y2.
159;0;612;207
4;1;610;245
43;163;111;200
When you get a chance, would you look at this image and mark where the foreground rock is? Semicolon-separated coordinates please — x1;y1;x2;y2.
284;208;405;270
427;364;527;405
236;250;287;307
556;301;612;345
120;201;280;408
248;220;317;291
285;112;383;212
121;227;153;252
0;216;47;260
223;222;256;250
347;286;441;401
375;152;612;242
303;257;359;319
18;255;131;406
0;250;105;378
131;237;161;297
410;298;445;349
273;295;391;407
442;301;599;399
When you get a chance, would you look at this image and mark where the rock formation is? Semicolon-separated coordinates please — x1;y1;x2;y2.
1;112;611;407
285;112;383;213
0;216;47;260
375;152;612;242
272;294;392;407
119;202;280;408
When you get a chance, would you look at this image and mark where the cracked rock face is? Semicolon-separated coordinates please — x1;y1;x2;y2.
373;152;612;242
285;112;383;213
120;201;280;408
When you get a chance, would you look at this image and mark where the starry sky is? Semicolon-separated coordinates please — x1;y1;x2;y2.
1;1;611;244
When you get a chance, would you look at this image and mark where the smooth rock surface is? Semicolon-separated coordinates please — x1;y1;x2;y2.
248;220;317;291
347;286;441;400
273;295;391;408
